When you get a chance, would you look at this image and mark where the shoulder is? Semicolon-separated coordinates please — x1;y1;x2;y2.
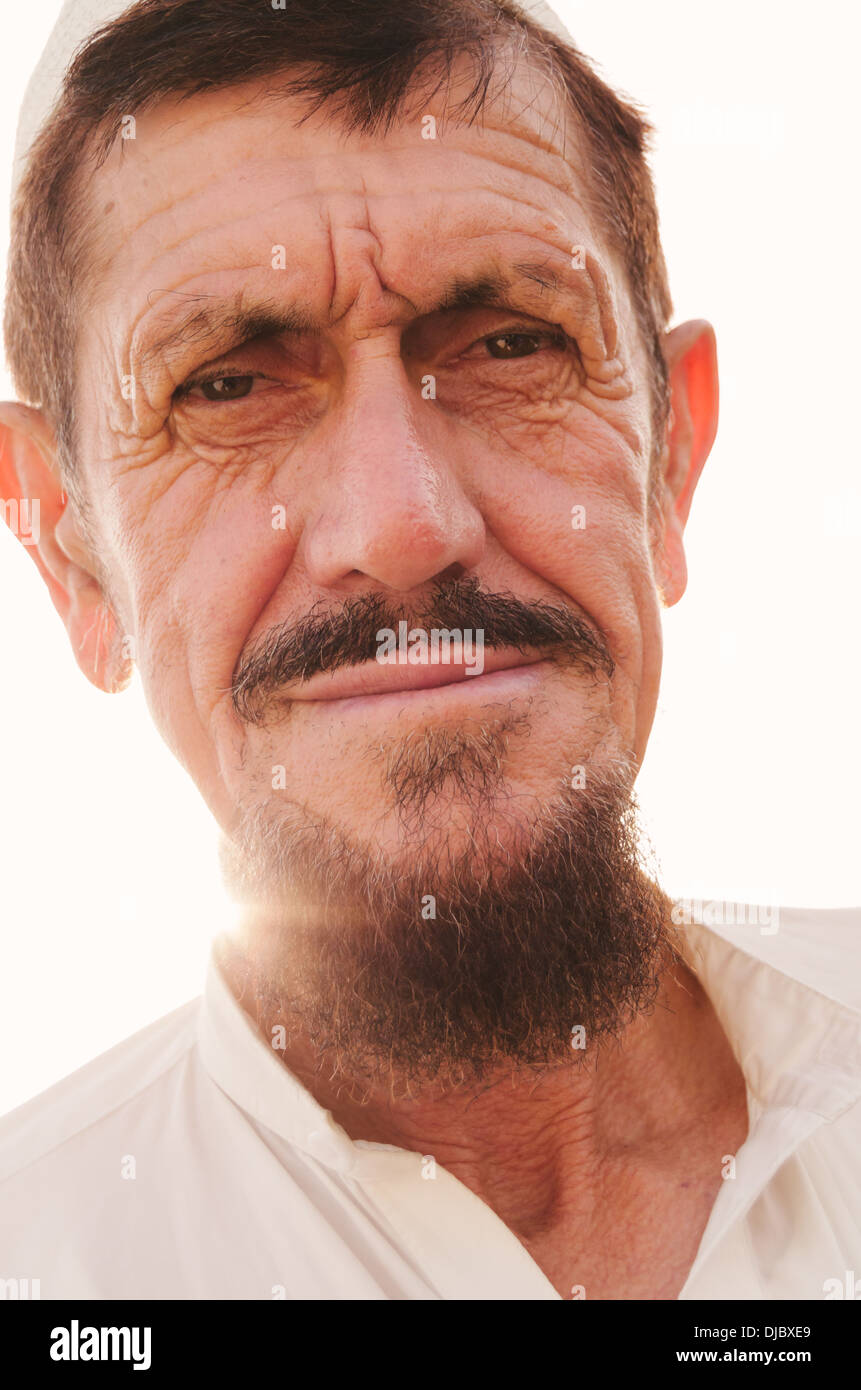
0;995;201;1187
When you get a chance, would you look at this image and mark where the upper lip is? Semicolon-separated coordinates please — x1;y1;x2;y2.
282;646;549;702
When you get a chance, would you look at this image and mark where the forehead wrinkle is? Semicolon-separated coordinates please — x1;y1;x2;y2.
140;160;589;272
83;97;593;288
91;149;581;280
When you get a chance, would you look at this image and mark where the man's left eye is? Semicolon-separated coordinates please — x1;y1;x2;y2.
483;331;563;359
190;375;257;401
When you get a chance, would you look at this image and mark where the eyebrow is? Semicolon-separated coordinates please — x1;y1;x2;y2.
134;299;315;379
133;260;582;382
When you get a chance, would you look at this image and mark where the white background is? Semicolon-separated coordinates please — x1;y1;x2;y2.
1;0;858;1113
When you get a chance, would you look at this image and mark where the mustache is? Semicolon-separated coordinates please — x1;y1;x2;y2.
230;574;614;725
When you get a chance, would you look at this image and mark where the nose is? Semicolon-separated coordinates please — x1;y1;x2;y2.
302;347;486;592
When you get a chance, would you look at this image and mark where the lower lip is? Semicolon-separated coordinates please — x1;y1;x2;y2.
291;661;551;717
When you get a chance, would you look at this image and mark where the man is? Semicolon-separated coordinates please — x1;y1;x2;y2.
0;0;858;1302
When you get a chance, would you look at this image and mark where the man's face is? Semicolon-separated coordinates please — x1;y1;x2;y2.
72;56;667;896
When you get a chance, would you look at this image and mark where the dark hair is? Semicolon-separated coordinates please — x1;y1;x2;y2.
3;0;672;507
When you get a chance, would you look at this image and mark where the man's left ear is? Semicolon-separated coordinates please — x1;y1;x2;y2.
654;319;719;606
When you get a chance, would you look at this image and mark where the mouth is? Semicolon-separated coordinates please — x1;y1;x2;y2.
281;647;552;713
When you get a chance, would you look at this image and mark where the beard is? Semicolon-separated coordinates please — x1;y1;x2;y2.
218;721;677;1090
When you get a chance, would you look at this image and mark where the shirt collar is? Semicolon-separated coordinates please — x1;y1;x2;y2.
678;917;861;1122
197;952;370;1175
675;915;861;1287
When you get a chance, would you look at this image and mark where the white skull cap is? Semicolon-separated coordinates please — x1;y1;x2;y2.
11;0;572;199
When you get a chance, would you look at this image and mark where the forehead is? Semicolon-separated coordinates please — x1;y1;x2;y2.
75;53;630;383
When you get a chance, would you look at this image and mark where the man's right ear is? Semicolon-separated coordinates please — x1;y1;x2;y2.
0;401;130;692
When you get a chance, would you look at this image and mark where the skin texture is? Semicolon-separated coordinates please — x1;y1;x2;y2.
0;57;743;1299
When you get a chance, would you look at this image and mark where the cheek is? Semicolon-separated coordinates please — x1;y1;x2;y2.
108;457;302;743
470;426;661;723
476;423;651;614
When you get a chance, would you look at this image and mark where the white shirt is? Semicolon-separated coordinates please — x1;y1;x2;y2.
1;907;860;1300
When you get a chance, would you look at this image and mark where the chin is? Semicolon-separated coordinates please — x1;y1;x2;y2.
354;785;545;866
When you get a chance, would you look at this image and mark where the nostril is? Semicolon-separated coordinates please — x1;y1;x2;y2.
435;561;469;585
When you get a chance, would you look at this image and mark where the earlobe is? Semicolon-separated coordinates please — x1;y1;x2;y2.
68;583;134;693
0;401;130;693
